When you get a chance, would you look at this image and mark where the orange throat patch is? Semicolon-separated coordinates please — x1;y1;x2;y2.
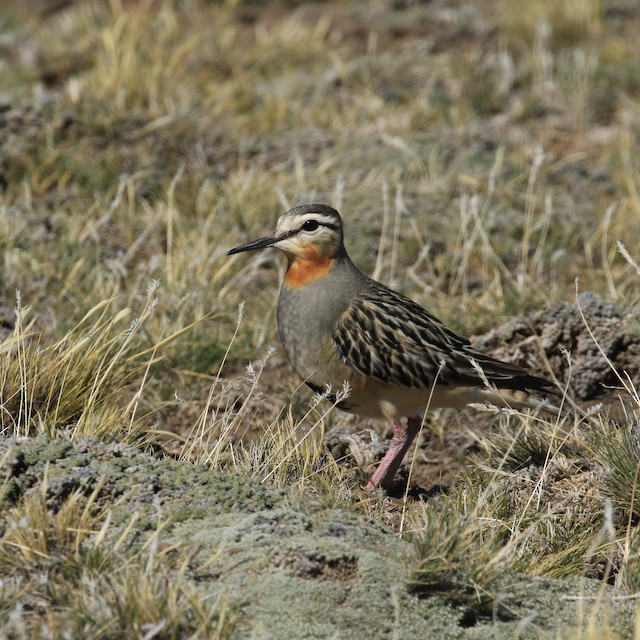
284;248;332;288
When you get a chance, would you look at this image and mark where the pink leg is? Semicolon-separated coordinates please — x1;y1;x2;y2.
364;416;422;492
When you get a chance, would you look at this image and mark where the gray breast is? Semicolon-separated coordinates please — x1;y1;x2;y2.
277;263;364;387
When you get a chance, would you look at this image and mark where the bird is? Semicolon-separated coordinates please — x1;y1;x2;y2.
227;204;559;492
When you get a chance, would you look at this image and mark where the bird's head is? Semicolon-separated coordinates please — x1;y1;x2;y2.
227;204;345;262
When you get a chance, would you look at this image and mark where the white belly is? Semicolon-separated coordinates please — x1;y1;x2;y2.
342;378;534;419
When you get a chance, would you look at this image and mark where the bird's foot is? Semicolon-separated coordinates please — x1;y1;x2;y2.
364;416;421;492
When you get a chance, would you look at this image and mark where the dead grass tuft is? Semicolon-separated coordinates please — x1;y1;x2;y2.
0;286;192;441
0;472;237;638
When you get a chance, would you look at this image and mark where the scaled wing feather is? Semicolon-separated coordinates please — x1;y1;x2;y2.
333;281;555;393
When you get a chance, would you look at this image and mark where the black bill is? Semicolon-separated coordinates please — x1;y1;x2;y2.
227;235;278;255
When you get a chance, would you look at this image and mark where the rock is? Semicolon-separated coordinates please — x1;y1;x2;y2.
0;435;637;637
474;293;640;401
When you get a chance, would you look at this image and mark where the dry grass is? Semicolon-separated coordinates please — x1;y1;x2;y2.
1;0;640;635
0;284;205;441
0;473;238;638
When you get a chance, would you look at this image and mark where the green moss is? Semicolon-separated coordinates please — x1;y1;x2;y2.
0;436;277;522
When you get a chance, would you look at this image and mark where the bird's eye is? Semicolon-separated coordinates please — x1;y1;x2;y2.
302;220;320;232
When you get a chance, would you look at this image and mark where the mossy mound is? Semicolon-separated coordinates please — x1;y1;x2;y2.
0;436;636;638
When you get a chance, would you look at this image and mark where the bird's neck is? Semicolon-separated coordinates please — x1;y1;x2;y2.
284;249;334;288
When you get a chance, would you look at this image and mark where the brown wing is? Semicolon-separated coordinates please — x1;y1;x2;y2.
332;280;556;394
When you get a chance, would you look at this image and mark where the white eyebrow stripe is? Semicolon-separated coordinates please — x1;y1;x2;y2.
296;213;340;229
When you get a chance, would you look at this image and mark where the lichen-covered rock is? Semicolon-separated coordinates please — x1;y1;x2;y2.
0;436;278;524
473;293;640;401
0;436;637;638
